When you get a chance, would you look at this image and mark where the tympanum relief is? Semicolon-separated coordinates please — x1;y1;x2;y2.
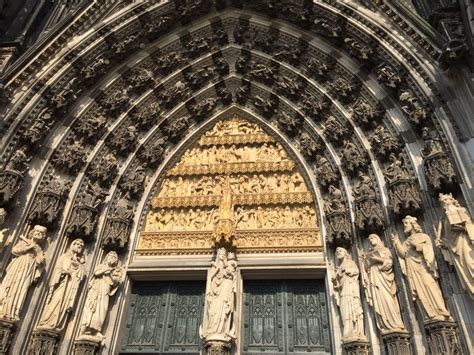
138;117;320;255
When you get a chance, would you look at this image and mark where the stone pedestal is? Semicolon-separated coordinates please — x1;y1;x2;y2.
424;320;462;355
382;331;412;355
0;319;15;355
27;329;60;355
73;339;101;355
342;339;370;355
203;339;231;355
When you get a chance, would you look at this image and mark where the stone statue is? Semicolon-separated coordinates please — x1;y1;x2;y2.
391;216;452;321
0;225;47;321
436;193;474;297
37;239;85;331
359;234;406;334
0;208;9;248
78;251;125;342
332;247;365;342
200;248;237;347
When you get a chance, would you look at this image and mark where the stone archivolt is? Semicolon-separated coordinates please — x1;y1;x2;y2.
139;117;320;256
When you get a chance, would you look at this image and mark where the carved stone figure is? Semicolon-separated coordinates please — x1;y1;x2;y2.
89;153;118;188
324;116;348;144
0;147;30;207
253;95;277;117
299;91;329;119
344;38;374;61
66;181;107;240
274;74;301;98
192;98;218;120
121;165;146;199
299;132;321;159
353;173;384;231
313;17;345;38
164;116;190;140
305;56;333;79
216;85;232;105
22;108;54;147
100;88;129;116
75;108;107;142
102;195;134;250
0;208;8;248
370;126;400;157
108;125;138;156
185;66;215;89
436;193;474;297
186;37;210;58
112;33;142;55
144;15;172;35
52;138;87;175
325;185;351;245
80;55;110;80
359;234;406;334
341;140;366;174
131;101;161;130
351;98;382;126
376;64;402;90
248;62;275;83
384;154;421;215
315;155;337;188
421;127;456;190
278;111;300;133
29;176;71;227
138;137;167;168
126;68;154;92
332;247;365;342
327;78;357;102
37;239;85;331
200;248;237;350
78;251;125;343
392;216;452;321
275;42;301;64
51;77;80;111
399;90;427;126
155;51;187;75
0;225;47;321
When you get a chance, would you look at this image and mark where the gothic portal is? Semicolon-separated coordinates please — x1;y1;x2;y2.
0;1;473;355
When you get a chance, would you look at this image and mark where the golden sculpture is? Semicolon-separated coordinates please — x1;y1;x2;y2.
138;117;320;255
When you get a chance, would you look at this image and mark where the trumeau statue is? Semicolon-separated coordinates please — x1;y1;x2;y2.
0;225;47;322
37;239;85;331
332;247;366;342
359;234;406;334
78;251;125;342
200;248;237;345
437;193;474;297
392;216;452;322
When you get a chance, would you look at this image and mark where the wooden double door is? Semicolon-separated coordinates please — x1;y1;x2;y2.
120;279;331;354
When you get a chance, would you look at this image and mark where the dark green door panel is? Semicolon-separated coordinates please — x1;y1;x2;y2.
121;281;205;354
243;280;331;355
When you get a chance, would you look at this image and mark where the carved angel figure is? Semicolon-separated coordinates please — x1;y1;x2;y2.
332;247;365;342
200;248;237;343
0;225;47;321
360;234;406;334
78;251;125;342
437;193;474;297
38;239;85;331
392;216;452;321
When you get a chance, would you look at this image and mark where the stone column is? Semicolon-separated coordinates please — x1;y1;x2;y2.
0;319;15;355
27;329;60;355
424;320;462;355
382;331;412;355
342;339;370;355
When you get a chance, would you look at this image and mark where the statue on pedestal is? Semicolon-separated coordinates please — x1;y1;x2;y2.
391;216;452;321
78;251;124;343
0;225;47;321
200;248;237;354
332;247;366;342
437;193;474;297
359;234;406;334
37;239;86;331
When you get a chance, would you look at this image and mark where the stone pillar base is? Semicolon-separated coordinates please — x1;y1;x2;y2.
27;329;60;355
203;339;231;355
342;339;370;355
382;331;412;355
73;339;101;355
0;319;15;355
424;320;462;355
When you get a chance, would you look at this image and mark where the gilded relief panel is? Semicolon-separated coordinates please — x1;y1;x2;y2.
137;117;321;255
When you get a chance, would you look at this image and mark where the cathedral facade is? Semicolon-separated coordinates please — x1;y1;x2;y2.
0;1;473;354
